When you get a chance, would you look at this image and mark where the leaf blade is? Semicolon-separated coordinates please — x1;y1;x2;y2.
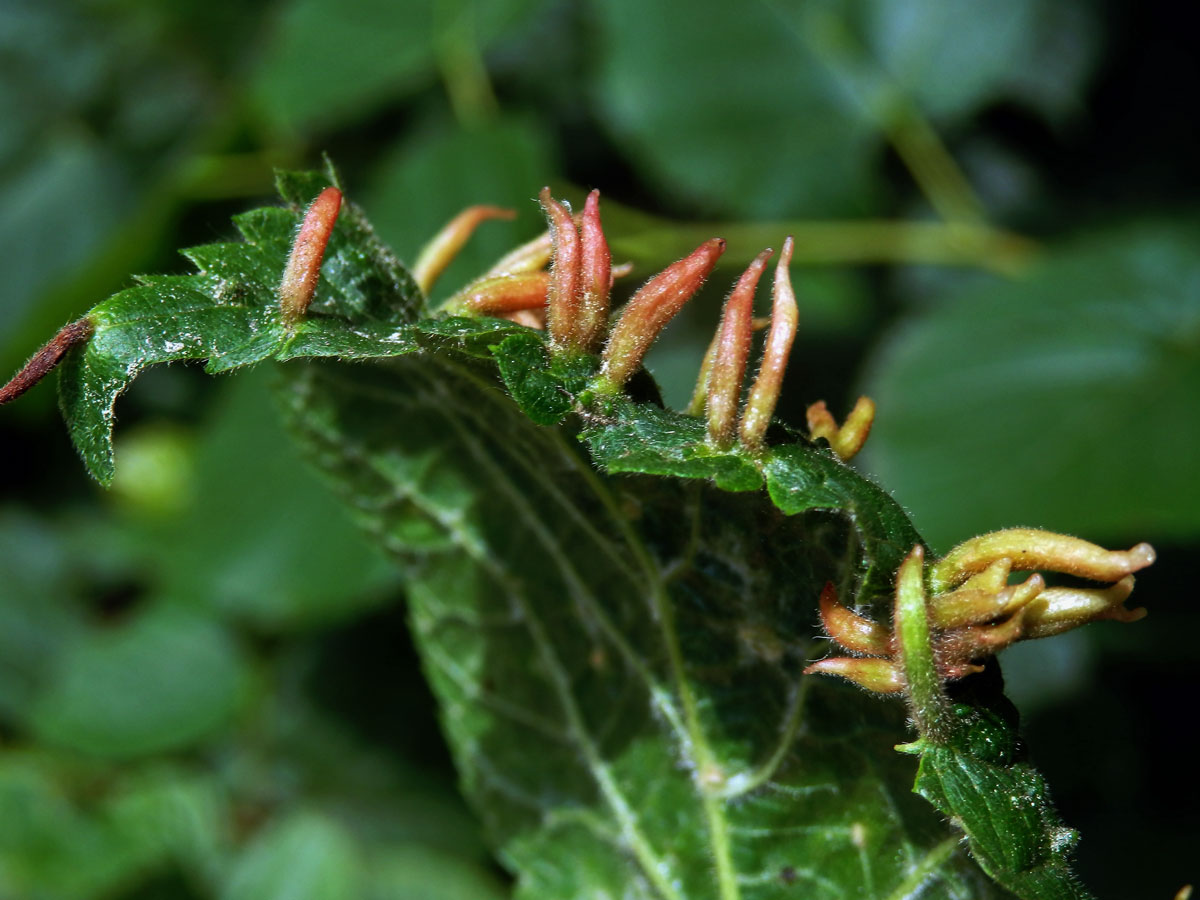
30;170;1093;898
278;336;1010;899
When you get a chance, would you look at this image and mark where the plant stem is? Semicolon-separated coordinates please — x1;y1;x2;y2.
609;219;1035;276
435;0;499;128
879;101;985;225
766;1;987;226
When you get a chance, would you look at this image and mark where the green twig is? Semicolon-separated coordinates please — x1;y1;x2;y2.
767;1;987;226
434;0;499;128
878;100;986;226
609;219;1035;276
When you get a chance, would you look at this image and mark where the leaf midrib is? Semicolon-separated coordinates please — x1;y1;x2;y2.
308;345;941;900
506;400;742;899
406;354;746;900
406;362;690;900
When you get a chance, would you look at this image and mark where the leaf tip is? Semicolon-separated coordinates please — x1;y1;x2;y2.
0;318;94;406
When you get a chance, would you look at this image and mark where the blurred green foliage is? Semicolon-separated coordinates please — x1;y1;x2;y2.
0;0;1195;897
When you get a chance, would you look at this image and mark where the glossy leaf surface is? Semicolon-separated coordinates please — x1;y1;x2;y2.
39;171;1112;899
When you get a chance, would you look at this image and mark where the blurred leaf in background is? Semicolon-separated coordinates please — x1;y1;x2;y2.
595;0;882;218
363;116;556;303
0;0;1197;897
30;606;247;758
251;0;541;136
862;223;1200;549
119;370;398;628
0;0;256;374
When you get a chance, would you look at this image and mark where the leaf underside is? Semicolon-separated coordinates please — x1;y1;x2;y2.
44;168;1101;899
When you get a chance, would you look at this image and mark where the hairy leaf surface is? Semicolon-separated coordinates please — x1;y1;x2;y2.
278;349;999;899
35;170;1112;899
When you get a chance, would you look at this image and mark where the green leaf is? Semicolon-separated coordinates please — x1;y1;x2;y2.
0;754;152;900
593;0;879;218
591;0;1100;224
0;136;129;366
251;0;541;133
107;768;230;883
30;606;247;758
282;357;945;897
901;684;1092;900
857;0;1100;122
0;0;219;373
56;168;424;485
136;370;397;629
34;171;1097;897
223;811;362;900
254;683;489;859
368;845;507;900
493;331;596;426
252;0;440;132
861;223;1200;549
277;329;1016;898
582;394;766;492
0;510;89;724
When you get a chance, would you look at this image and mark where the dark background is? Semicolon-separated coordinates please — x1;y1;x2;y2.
0;1;1196;897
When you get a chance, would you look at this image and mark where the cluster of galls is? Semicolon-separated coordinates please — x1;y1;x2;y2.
0;185;1160;701
806;532;1155;695
276;187;1156;702
412;187;874;458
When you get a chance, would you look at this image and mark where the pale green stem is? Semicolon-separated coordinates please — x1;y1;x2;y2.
609;219;1035;277
434;0;499;128
766;1;986;225
880;100;985;225
882;836;962;900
